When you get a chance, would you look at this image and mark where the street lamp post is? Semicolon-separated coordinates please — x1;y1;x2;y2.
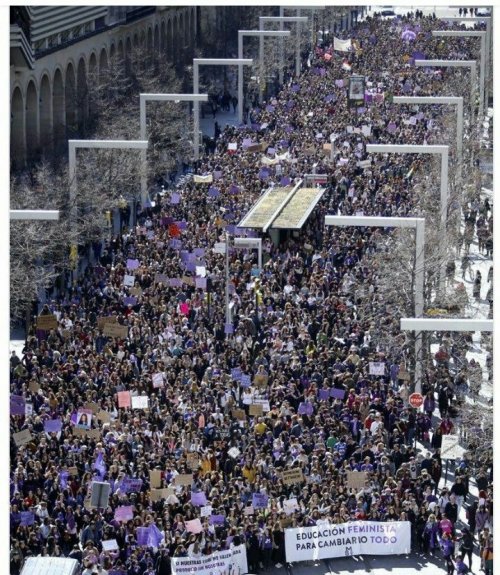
392;96;464;181
431;31;486;119
258;16;308;98
237;31;291;124
139;93;208;205
366;144;449;296
414;60;477;123
192;58;253;161
442;17;492;109
325;215;426;393
68;139;148;271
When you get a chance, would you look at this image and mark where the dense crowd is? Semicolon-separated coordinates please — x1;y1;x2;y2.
10;10;492;575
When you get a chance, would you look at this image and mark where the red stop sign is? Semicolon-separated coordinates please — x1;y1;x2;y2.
409;393;424;408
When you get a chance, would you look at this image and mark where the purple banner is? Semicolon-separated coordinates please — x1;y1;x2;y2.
121;477;143;493
44;419;62;433
208;187;220;198
191;491;208;506
240;374;251;388
126;259;140;270
280;177;291;186
123;297;137;307
231;368;242;381
330;388;346;400
20;511;35;526
10;395;25;416
318;389;330;401
252;493;269;509
209;514;225;525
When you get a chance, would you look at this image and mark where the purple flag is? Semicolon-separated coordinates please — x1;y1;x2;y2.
59;471;69;489
258;168;270;180
115;506;134;522
10;395;25;416
229;184;239;194
225;225;236;234
387;121;397;134
291;84;300;92
175;221;188;230
193;248;205;257
44;419;62;433
286;100;295;109
162;216;174;226
242;138;253;148
357;107;367;114
280;177;291;186
208;187;220;198
325;94;335;103
169;239;182;249
147;523;163;548
136;526;149;546
94;452;107;480
191;491;208;506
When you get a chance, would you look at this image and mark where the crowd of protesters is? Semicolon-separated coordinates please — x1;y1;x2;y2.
10;10;493;575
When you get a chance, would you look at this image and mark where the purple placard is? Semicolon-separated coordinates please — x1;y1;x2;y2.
169;239;182;249
258;168;270;180
285;126;294;134
335;79;344;88
185;262;196;273
330;388;346;400
318;67;326;77
242;138;253;148
280;176;291;186
44;419;62;433
225;225;236;235
266;104;275;113
193;248;205;257
231;368;242;381
291;84;300;92
252;493;269;509
195;277;207;290
318;389;330;401
170;192;180;205
20;512;35;526
126;259;140;270
213;170;223;180
123;297;137;307
209;514;225;525
208;187;220;198
175;221;188;230
224;323;234;334
267;147;276;156
250;123;261;131
136;527;149;546
240;374;251;388
168;278;183;288
162;216;174;226
114;505;134;522
298;402;314;416
10;395;25;416
325;94;335;103
121;477;143;493
286;100;295;109
357;107;367;114
191;491;208;506
229;184;239;195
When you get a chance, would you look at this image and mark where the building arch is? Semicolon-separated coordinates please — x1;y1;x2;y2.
125;36;132;72
168;18;173;62
147;27;153;54
52;67;65;154
26;80;39;161
154;24;159;53
65;62;77;138
39;73;52;151
99;47;108;84
11;86;25;169
110;43;116;61
117;39;124;67
77;57;88;136
160;20;166;53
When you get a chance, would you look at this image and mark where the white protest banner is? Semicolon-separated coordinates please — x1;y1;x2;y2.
131;396;149;410
285;521;411;562
334;37;352;52
123;274;135;287
193;174;213;184
152;373;165;388
283;498;300;515
369;362;385;376
172;544;248;575
440;434;466;460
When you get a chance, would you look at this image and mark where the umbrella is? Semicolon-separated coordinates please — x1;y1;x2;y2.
401;30;417;41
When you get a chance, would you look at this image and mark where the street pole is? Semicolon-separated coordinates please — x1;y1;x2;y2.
225;232;230;331
192;58;253;160
325;215;426;393
139;93;208;205
431;31;486;119
237;31;290;124
366;144;449;298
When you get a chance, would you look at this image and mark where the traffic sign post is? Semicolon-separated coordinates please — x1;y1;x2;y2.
409;393;424;409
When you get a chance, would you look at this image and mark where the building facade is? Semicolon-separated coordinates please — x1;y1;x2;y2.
10;6;197;169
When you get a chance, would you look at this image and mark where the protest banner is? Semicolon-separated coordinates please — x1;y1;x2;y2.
174;474;193;486
103;323;128;339
249;404;263;417
440;435;465;460
36;314;58;330
150;469;162;488
123;274;135;287
117;391;131;409
13;429;33;446
369;362;386;376
171;544;248;575
150;488;174;502
28;380;39;393
114;506;134;522
154;273;169;284
254;374;269;388
282;468;304;485
346;471;369;491
285;521;411;562
191;491;208;506
349;75;365;102
84;402;100;414
102;539;119;551
131;395;149;410
334;37;352;52
120;477;143;493
10;395;25;416
97;316;117;329
231;408;246;421
97;410;111;423
283;498;300;515
200;505;212;517
193;174;213;184
90;481;111;509
252;493;269;509
185;518;203;534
